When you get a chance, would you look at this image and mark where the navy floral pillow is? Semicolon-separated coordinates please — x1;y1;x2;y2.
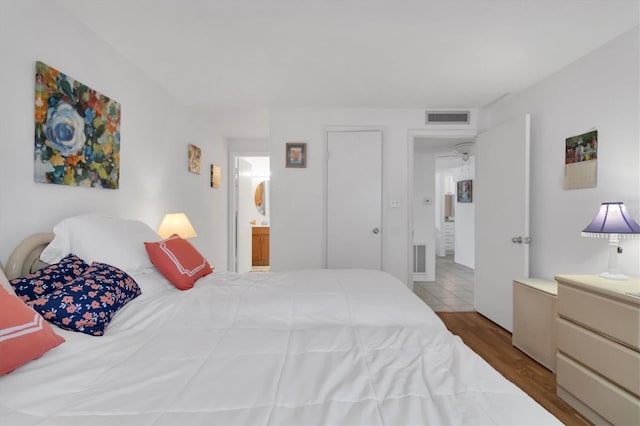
28;262;141;336
10;254;89;303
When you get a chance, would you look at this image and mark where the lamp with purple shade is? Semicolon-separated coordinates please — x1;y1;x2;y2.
582;202;640;280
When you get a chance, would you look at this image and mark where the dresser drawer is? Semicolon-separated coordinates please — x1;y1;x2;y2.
557;353;640;425
558;283;640;350
558;318;640;396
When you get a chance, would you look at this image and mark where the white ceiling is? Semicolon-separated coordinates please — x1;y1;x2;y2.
57;0;639;138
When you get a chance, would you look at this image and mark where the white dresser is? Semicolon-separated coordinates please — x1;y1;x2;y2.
444;221;455;253
555;274;640;425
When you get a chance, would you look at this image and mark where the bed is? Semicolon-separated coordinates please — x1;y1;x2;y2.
0;215;561;425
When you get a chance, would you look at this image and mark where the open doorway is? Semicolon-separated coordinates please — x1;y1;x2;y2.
412;137;476;312
229;154;270;273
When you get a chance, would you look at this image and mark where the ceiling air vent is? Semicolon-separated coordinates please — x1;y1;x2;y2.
425;110;470;125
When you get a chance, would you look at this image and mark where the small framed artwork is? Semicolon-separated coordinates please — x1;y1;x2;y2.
457;179;472;203
211;164;221;188
188;144;201;174
285;142;306;168
564;129;597;190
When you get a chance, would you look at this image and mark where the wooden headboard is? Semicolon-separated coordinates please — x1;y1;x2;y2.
5;233;54;280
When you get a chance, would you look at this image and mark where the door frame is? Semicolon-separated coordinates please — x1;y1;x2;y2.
323;126;385;268
228;151;269;272
406;129;478;287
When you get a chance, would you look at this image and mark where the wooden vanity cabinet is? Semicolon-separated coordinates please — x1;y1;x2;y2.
252;227;269;266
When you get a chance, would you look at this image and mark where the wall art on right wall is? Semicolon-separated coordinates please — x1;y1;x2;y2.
457;179;472;203
564;129;597;190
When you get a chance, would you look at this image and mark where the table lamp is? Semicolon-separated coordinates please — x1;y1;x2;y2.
157;213;198;239
582;202;640;280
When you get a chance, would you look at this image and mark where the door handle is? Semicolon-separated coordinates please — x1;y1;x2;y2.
372;228;380;234
511;236;523;244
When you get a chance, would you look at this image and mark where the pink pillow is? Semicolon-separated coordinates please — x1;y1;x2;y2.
0;286;65;375
144;235;213;290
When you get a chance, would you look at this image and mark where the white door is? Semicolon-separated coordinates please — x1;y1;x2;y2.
237;158;253;273
475;114;531;332
327;130;382;269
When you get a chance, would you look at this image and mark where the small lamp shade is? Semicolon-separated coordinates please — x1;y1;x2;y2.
158;213;198;239
582;202;640;237
582;202;640;280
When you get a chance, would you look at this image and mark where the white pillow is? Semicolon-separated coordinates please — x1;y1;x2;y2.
0;265;16;296
40;214;161;274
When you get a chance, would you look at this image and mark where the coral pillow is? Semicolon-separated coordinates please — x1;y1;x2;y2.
11;254;90;303
0;286;65;375
144;235;213;290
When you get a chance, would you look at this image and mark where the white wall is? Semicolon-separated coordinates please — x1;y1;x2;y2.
413;148;436;281
0;1;228;270
270;109;413;285
488;27;639;280
228;138;269;153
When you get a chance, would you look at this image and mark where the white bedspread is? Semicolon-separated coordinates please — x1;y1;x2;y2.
0;269;560;425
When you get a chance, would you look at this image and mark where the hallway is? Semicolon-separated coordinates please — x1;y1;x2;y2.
414;255;475;312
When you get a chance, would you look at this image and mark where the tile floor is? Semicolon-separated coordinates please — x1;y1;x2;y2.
414;255;475;312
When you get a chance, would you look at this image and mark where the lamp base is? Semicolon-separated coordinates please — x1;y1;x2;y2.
599;272;628;280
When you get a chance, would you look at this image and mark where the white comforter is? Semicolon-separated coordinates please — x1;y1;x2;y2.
0;269;560;425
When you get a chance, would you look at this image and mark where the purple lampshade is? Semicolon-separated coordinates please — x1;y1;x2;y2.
582;202;640;238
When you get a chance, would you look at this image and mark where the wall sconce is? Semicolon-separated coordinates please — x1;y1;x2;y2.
582;202;640;280
158;213;198;239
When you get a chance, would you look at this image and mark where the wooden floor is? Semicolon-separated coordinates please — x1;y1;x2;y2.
436;312;592;426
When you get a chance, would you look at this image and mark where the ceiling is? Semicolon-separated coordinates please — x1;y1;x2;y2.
56;0;638;138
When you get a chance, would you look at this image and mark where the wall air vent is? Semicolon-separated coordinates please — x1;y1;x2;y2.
413;244;426;273
425;110;470;125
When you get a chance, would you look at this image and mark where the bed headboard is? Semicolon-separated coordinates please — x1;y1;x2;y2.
5;233;54;280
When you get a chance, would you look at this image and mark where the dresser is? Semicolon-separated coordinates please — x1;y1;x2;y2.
512;278;557;372
251;226;270;266
555;274;640;425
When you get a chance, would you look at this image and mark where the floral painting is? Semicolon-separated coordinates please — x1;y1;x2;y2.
34;61;121;189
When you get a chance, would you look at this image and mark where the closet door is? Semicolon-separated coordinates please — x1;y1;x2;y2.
327;130;382;270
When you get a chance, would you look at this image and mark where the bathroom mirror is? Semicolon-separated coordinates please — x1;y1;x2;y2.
254;181;267;216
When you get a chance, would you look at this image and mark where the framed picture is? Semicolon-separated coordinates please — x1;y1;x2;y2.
564;129;597;190
188;144;201;174
457;179;472;203
211;164;221;188
285;142;306;168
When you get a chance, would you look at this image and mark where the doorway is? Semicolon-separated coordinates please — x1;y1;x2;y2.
229;154;270;273
411;134;476;311
409;114;531;328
